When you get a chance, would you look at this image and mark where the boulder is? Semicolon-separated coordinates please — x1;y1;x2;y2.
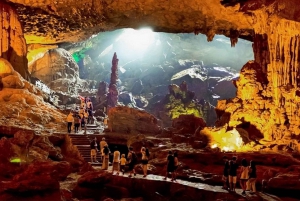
77;170;111;187
13;161;72;181
4;174;60;193
108;106;161;134
172;115;206;134
267;165;300;195
118;92;136;106
29;48;79;86
2;72;26;89
48;134;65;146
11;130;34;146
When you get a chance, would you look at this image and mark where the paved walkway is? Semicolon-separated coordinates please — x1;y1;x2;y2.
92;166;284;201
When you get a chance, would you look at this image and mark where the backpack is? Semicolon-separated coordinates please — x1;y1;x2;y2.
104;146;110;155
75;116;81;124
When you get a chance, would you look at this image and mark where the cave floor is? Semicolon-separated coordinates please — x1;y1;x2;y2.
90;166;287;201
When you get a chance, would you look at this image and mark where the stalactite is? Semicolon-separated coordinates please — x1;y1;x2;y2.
0;2;29;80
229;29;239;47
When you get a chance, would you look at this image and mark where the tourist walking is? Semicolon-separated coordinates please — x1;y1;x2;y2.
228;156;239;192
239;158;249;196
88;108;93;124
102;144;110;170
127;146;137;177
84;109;89;125
222;155;230;190
66;111;74;133
164;151;175;181
247;160;257;194
120;154;127;175
74;114;81;133
112;146;120;175
103;117;108;128
90;137;99;163
173;151;179;181
100;137;106;162
141;147;150;177
79;112;84;129
87;99;93;111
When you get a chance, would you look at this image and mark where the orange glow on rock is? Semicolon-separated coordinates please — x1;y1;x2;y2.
200;126;252;152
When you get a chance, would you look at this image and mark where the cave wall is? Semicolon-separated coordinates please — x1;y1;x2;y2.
217;9;300;150
0;2;29;80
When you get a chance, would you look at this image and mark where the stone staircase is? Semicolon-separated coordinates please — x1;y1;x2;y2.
68;123;105;166
83;124;103;134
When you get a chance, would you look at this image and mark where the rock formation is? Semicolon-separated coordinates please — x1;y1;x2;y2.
149;82;213;127
0;2;29;80
29;48;79;87
107;106;160;134
107;52;119;110
7;0;254;44
0;58;66;131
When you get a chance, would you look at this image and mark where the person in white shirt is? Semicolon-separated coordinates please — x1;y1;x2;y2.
112;146;120;175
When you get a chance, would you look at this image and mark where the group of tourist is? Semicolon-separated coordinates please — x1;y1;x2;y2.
222;156;257;196
90;137;154;177
66;97;94;133
90;137;110;169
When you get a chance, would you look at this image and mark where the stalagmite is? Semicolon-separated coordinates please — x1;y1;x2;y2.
107;52;119;111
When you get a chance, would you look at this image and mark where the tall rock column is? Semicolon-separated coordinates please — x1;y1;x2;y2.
0;2;29;80
107;52;119;111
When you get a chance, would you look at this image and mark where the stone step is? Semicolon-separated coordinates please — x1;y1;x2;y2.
72;141;90;145
86;124;100;128
68;134;104;165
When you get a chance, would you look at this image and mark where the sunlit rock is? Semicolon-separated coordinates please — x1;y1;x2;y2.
0;2;29;80
108;106;160;134
0;67;66;130
0;58;14;77
198;126;251;152
29;48;79;88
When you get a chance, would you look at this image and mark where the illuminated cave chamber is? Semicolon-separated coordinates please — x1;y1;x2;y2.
54;29;253;127
2;1;300;200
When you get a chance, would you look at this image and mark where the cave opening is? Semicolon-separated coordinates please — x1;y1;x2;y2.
54;28;254;126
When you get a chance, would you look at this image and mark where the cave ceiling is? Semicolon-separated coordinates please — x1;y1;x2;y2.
5;0;299;45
